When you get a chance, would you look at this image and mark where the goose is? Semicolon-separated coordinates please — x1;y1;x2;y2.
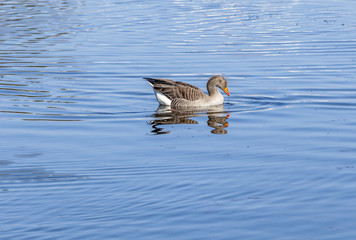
144;75;230;107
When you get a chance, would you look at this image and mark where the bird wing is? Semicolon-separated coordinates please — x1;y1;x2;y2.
144;78;206;101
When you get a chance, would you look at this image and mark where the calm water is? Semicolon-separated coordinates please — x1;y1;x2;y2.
1;0;356;239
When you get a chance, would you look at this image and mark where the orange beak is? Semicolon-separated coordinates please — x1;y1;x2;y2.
223;87;230;96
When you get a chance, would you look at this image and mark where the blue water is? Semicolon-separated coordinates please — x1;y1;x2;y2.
1;0;356;239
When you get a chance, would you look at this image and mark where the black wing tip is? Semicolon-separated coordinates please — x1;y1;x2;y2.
143;77;174;86
143;77;156;85
143;77;157;82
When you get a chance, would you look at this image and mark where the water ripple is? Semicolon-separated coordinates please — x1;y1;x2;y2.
2;1;356;239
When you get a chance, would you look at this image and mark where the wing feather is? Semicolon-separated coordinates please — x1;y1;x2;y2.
144;78;206;101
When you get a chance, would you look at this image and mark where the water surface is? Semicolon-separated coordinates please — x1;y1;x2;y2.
1;0;356;239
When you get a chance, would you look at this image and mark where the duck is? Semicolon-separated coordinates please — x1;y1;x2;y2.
144;75;230;107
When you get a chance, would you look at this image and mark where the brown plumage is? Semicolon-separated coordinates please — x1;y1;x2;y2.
145;75;230;107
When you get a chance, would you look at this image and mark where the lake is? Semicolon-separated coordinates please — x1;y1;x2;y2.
1;0;356;239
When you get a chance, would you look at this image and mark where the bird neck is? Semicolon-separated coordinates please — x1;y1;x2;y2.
207;81;220;96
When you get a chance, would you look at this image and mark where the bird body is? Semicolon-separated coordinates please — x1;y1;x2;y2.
145;75;230;107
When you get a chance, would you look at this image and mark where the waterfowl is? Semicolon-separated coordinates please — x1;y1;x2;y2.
144;75;230;107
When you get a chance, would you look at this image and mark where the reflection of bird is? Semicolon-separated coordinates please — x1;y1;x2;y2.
144;75;230;107
207;114;230;135
148;105;229;135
